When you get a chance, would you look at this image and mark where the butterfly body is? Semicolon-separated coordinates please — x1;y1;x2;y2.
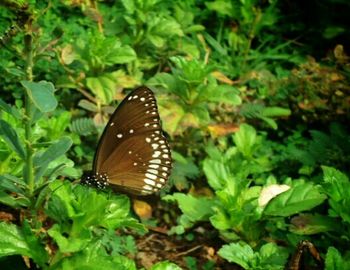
82;86;172;195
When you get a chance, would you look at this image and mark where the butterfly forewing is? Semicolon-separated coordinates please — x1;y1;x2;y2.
92;86;172;195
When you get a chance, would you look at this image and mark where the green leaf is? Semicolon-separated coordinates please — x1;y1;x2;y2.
168;152;199;191
107;45;136;64
261;107;291;117
163;193;214;222
207;85;241;105
0;174;24;194
0;191;30;208
21;80;58;112
264;183;327;216
48;224;91;253
78;99;98;112
86;73;117;104
0;222;30;258
0;98;21;119
150;261;182;270
0;119;25;159
322;166;350;223
34;137;73;167
234;123;257;157
260;116;278;130
290;214;340;235
258;243;288;268
51;241;137;270
218;242;254;269
325;247;350;270
21;220;48;266
0;221;47;266
203;159;230;190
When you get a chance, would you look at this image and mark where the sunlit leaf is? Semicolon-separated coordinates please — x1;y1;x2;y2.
21;80;58;112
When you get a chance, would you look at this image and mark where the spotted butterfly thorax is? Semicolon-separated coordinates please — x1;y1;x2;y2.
82;86;172;195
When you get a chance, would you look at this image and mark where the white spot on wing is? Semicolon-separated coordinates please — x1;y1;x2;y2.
147;169;158;175
144;179;156;186
152;143;159;149
145;137;151;143
149;164;160;169
145;173;157;180
117;133;123;138
152;151;161;158
150;159;161;164
129;129;134;133
143;185;153;190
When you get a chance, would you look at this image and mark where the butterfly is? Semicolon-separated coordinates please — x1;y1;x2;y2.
82;86;172;195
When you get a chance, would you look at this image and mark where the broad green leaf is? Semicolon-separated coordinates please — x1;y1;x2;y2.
322;166;350;223
205;0;234;17
218;242;254;269
0;222;30;258
210;207;231;230
203;159;230;190
258;243;289;268
21;80;58;112
0;174;24;194
107;45;136;64
21;220;48;266
48;224;91;253
150;261;182;270
0;98;21;119
234;123;257;157
322;166;349;201
290;214;340;235
51;241;137;270
34;137;73;167
148;34;165;48
325;247;350;270
207;85;241;105
86;73;117;104
0;190;30;208
264;183;327;216
171;152;199;191
261;107;291;117
158;100;185;135
121;0;135;13
0;221;47;266
0;119;25;159
260;116;278;130
78;99;98;112
163;193;214;222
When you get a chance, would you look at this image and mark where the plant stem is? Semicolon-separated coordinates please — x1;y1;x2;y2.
24;33;34;195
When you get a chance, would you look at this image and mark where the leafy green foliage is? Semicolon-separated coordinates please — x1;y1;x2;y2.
1;0;350;269
148;56;241;135
325;247;350;270
218;242;289;270
0;221;48;267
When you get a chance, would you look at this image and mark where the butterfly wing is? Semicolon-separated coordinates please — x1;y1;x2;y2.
93;86;172;195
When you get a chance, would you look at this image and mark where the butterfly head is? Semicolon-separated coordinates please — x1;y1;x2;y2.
81;171;110;190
